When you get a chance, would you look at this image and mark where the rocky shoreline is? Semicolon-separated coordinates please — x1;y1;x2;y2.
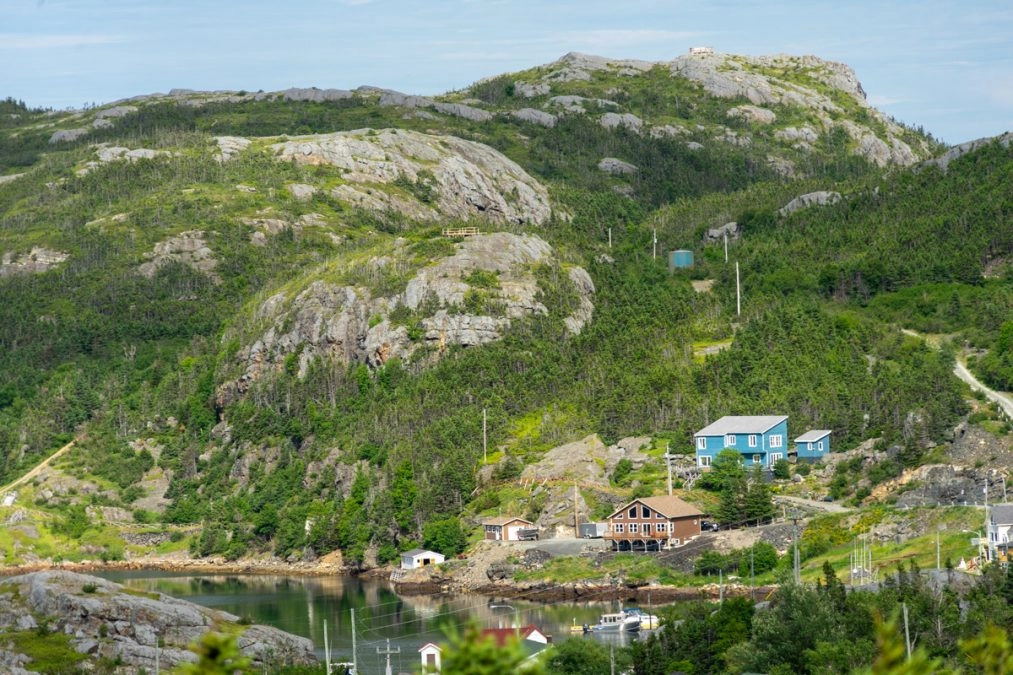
0;555;773;609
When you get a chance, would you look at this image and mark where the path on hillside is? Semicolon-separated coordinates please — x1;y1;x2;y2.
775;494;852;514
0;437;79;496
954;360;1013;420
900;328;1013;419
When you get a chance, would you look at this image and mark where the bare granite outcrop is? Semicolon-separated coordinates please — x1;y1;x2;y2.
218;233;594;405
272;129;551;225
0;571;317;672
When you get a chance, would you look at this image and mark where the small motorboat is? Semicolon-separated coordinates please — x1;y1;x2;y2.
623;607;661;630
588;612;641;633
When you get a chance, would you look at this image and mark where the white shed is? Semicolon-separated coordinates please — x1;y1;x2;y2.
419;642;442;672
400;548;446;570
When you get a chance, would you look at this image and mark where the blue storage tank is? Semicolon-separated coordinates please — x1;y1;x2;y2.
669;249;694;271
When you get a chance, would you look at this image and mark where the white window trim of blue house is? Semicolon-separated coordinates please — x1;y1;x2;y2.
748;434;757;448
769;452;783;465
698;455;711;467
770;434;783;448
818;440;824;451
696;437;706;450
725;434;736;446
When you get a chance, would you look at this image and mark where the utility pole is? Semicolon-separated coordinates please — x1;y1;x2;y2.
735;261;741;317
664;444;673;496
377;638;400;675
324;620;332;675
482;408;487;464
608;227;612;249
724;231;728;263
610;644;616;675
790;513;801;584
985;482;991;563
902;602;911;661
750;545;755;600
936;530;941;571
653;228;658;260
350;608;358;675
574;483;579;535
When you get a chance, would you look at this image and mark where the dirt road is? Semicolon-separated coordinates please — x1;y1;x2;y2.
0;437;79;496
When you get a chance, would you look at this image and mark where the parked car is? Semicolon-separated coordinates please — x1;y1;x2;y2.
701;521;720;531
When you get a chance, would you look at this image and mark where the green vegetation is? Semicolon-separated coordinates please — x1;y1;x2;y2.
0;53;1007;576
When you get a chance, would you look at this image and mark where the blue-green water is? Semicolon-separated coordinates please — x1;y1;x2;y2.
98;572;644;674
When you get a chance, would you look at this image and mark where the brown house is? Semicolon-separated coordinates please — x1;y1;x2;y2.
483;517;535;541
604;495;704;552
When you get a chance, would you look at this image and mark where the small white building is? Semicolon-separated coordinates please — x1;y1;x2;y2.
419;642;442;672
689;46;715;55
400;549;445;570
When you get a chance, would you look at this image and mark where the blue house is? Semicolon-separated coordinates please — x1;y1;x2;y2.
694;415;789;468
794;430;831;461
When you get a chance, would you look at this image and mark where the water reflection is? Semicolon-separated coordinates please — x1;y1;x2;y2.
97;572;649;674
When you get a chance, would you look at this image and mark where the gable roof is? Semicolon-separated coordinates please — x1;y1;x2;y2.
695;415;788;436
480;624;544;647
402;548;441;558
482;516;533;527
795;429;832;443
418;642;442;653
991;504;1013;526
607;495;704;520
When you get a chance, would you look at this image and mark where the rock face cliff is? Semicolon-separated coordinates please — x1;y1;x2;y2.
511;51;930;168
218;232;593;405
271;129;552;225
0;571;316;673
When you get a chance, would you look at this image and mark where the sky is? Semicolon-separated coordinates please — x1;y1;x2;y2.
2;0;1011;145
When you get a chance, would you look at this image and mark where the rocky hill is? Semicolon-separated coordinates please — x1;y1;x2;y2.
0;50;1009;579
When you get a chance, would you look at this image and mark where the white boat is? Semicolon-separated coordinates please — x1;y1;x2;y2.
589;612;641;633
623;607;661;630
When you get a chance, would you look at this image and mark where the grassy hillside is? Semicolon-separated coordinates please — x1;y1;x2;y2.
0;55;1008;565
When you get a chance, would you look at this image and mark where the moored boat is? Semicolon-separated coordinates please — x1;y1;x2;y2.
588;612;641;633
623;607;661;630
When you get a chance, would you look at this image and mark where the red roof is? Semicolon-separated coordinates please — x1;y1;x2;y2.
479;624;543;647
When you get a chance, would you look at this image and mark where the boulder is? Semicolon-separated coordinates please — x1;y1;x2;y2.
515;82;550;98
727;105;776;125
546;95;619;114
704;222;739;242
214;135;252;162
49;128;88;143
600;112;643;133
512;108;557;128
778;191;842;216
433;102;493;122
598;157;638;175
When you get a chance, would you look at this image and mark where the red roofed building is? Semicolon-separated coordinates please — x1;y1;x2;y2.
479;624;549;647
604;495;704;552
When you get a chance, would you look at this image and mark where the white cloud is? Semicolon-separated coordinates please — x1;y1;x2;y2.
0;33;124;49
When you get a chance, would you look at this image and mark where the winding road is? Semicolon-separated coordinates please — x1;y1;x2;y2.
900;328;1013;419
954;360;1013;420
